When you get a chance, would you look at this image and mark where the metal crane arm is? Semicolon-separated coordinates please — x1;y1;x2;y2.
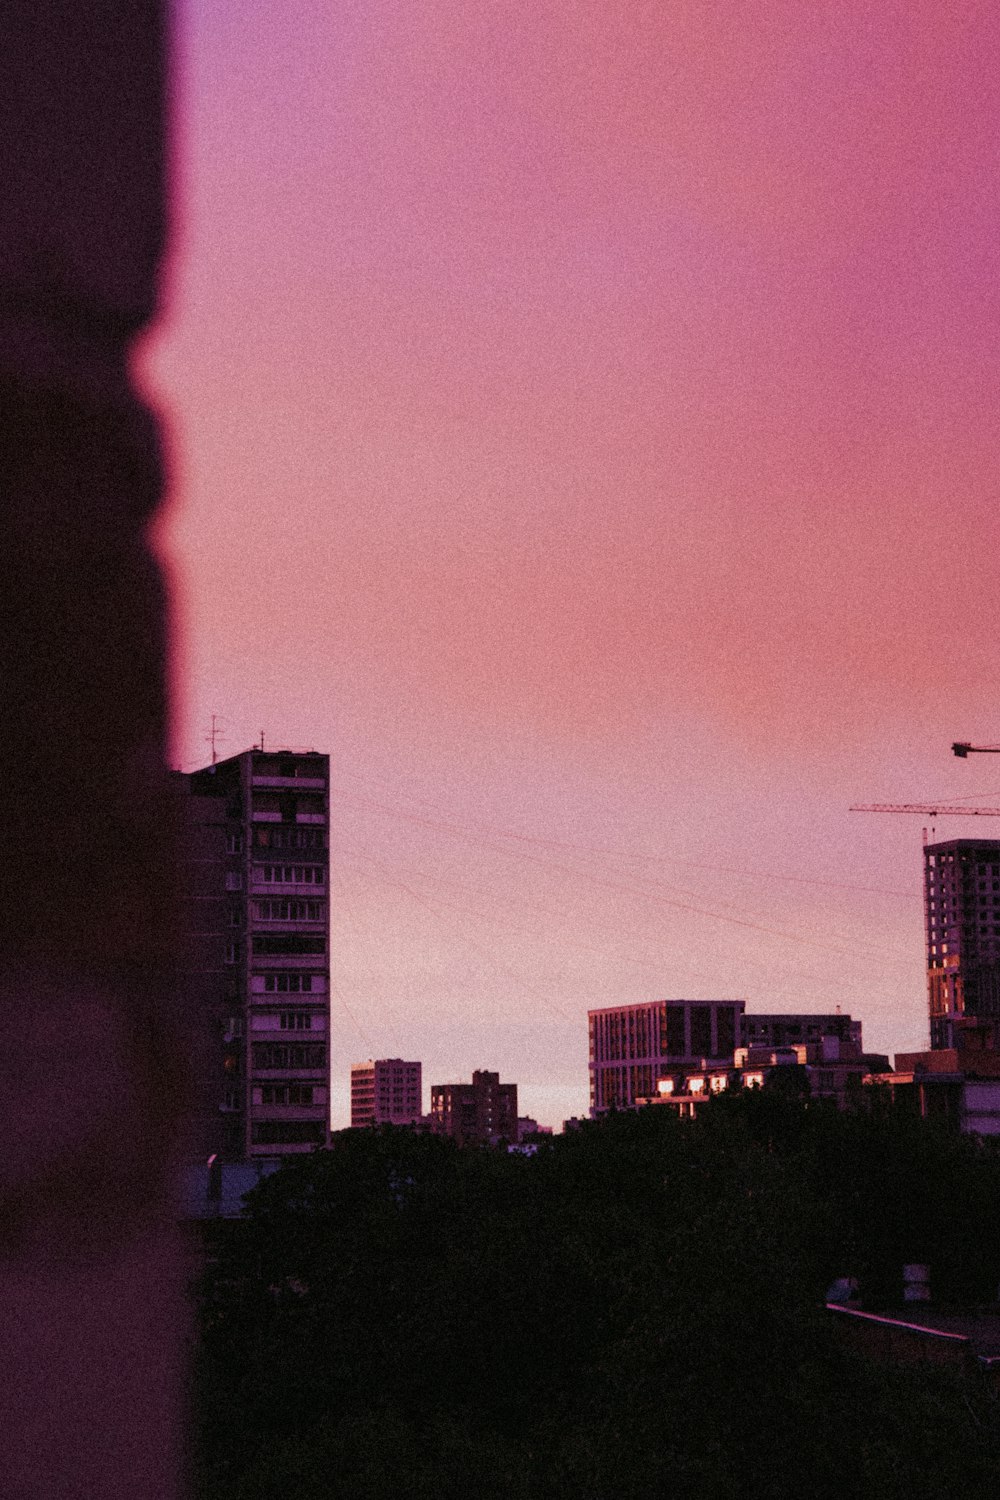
850;803;1000;816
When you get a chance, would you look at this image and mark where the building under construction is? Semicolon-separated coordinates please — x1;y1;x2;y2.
925;839;1000;1049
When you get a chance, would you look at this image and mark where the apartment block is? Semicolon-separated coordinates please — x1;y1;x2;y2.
430;1070;518;1146
179;747;331;1159
351;1058;423;1127
588;1000;745;1114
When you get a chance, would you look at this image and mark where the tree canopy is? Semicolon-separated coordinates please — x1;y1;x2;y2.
193;1094;1000;1499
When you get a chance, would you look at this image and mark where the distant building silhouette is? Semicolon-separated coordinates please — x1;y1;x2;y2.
742;1012;862;1051
872;1024;1000;1134
178;747;331;1159
431;1070;518;1145
588;1000;744;1114
351;1058;423;1127
925;839;1000;1049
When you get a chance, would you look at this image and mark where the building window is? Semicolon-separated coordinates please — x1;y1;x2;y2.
260;1084;315;1106
226;833;243;854
253;1042;326;1069
280;1011;313;1031
664;1005;686;1056
716;1006;736;1057
225;871;243;890
224;941;237;965
253;865;325;886
254;827;325;850
251;1120;325;1145
253;934;326;955
264;973;314;993
253;899;325;922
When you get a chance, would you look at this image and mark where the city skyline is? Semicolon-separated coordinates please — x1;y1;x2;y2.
146;3;1000;1128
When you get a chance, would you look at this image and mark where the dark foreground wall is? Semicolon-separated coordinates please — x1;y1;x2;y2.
0;7;190;1497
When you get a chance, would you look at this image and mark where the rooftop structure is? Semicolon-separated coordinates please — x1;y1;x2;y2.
871;1029;1000;1135
742;1012;862;1051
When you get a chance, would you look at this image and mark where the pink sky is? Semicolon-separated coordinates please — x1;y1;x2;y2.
144;1;1000;1127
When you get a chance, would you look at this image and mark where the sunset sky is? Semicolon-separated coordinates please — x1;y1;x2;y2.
144;0;1000;1128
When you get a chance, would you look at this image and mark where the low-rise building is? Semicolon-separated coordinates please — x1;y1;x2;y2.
636;1035;889;1117
869;1035;1000;1135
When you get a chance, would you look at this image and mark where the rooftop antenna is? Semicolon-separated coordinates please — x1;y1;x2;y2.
205;713;225;765
259;730;266;752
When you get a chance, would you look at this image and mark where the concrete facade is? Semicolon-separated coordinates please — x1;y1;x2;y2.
742;1012;862;1051
181;748;331;1158
925;839;1000;1049
872;1042;1000;1135
351;1058;423;1127
431;1070;518;1145
588;1000;745;1114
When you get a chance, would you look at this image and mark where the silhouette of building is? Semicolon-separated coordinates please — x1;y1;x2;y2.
871;1026;1000;1135
635;1034;889;1118
179;747;330;1158
742;1012;862;1051
351;1058;422;1127
430;1070;518;1145
925;839;1000;1049
1;6;187;1493
588;1000;744;1114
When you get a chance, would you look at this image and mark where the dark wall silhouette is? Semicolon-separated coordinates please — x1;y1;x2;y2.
0;7;189;1497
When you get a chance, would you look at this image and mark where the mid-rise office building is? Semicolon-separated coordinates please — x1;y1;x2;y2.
351;1059;423;1127
430;1070;518;1146
925;839;1000;1049
588;1000;745;1114
179;747;331;1159
742;1012;862;1051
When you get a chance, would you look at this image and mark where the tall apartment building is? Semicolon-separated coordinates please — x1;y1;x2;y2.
351;1059;423;1127
925;839;1000;1049
742;1013;862;1051
589;1000;745;1114
430;1070;518;1146
179;747;331;1159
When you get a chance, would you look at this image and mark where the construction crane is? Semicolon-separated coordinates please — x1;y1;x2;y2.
850;804;1000;817
850;803;1000;842
850;741;1000;825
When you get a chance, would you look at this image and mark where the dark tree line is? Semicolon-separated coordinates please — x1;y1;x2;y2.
193;1091;1000;1498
